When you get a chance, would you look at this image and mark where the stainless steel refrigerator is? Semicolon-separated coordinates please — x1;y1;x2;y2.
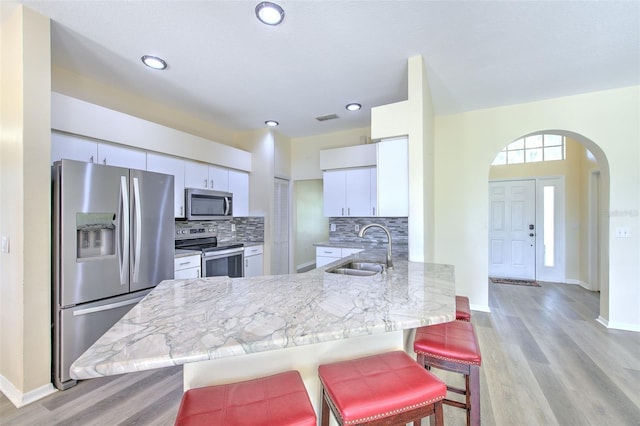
52;159;174;390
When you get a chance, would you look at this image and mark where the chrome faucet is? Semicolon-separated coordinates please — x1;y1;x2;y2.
358;223;394;270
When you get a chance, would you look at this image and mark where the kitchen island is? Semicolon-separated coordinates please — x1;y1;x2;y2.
70;252;456;417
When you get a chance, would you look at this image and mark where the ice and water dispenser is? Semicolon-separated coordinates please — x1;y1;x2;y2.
76;213;116;259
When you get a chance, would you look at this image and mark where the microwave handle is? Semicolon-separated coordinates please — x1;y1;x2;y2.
224;197;230;215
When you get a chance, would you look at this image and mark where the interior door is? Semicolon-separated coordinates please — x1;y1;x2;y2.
489;180;536;280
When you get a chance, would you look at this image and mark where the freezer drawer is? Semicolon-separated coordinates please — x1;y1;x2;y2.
54;290;149;390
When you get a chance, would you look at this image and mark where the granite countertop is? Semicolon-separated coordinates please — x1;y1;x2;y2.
70;251;456;380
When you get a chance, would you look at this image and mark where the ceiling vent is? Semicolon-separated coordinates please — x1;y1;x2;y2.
315;113;339;122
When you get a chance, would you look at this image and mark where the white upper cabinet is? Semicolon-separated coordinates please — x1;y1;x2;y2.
51;131;98;164
184;161;209;189
208;165;229;192
147;152;186;218
376;137;408;217
185;161;231;192
323;167;375;217
52;131;146;170
228;169;249;216
320;137;408;217
97;143;147;170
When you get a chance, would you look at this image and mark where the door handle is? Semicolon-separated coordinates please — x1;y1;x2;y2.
529;233;535;237
119;176;130;285
132;177;142;283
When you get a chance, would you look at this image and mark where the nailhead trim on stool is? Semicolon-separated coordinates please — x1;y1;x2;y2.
456;295;471;321
318;351;446;426
174;370;316;426
414;320;482;426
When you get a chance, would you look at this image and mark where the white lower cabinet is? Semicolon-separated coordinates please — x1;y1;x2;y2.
244;245;264;277
174;254;201;279
315;246;363;268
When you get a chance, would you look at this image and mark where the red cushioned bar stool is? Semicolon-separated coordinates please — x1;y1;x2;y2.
413;320;482;426
456;295;471;321
174;370;316;426
318;351;446;426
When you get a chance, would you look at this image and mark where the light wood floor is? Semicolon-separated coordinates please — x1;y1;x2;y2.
2;281;639;425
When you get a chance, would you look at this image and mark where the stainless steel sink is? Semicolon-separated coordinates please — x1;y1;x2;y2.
326;261;385;276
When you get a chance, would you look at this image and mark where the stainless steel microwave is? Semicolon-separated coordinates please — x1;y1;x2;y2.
185;188;232;220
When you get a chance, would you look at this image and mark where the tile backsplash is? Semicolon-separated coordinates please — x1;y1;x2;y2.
328;217;408;245
182;217;264;243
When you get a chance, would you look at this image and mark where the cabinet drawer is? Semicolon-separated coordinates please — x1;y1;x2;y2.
174;254;201;271
316;247;341;258
244;245;264;257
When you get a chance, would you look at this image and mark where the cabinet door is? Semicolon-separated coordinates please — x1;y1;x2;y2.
323;170;346;217
208;165;229;191
345;168;372;217
377;137;408;216
184;160;209;189
51;131;98;164
147;153;185;218
370;168;378;216
174;267;200;279
244;253;264;277
229;170;249;216
97;143;146;169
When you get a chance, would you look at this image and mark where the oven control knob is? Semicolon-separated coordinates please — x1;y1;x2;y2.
208;228;213;232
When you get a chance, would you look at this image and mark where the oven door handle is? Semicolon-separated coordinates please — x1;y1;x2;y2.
202;248;244;259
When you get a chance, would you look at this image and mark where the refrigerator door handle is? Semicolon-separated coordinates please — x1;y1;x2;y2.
120;176;130;285
72;296;145;316
132;177;142;283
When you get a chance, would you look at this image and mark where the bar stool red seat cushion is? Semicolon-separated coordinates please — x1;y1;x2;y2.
318;351;446;424
174;370;316;426
456;295;471;321
414;320;481;365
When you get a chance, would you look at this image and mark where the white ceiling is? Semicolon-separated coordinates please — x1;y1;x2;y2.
17;0;640;139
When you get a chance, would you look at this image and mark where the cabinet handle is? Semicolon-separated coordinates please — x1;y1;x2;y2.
210;179;214;188
341;208;344;216
90;155;94;163
179;261;191;266
180;206;183;216
103;158;107;165
348;207;350;216
373;207;376;216
245;259;248;267
203;179;208;188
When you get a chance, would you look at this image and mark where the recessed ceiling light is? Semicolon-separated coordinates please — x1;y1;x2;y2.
345;103;362;111
265;120;279;127
255;2;285;25
141;55;167;70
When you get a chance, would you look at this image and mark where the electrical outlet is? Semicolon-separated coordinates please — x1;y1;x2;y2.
616;227;629;238
354;224;360;232
330;223;336;232
1;236;9;253
231;224;236;232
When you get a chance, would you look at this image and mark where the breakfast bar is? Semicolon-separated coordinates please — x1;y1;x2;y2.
70;251;456;416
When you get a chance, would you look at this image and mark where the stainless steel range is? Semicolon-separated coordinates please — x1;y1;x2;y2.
175;223;244;277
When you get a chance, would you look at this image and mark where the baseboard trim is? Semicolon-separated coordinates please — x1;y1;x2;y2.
0;375;57;408
596;316;640;332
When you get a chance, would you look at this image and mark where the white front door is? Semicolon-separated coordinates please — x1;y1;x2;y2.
489;180;536;280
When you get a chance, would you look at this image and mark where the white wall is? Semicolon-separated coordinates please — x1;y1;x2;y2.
0;4;56;405
435;86;639;330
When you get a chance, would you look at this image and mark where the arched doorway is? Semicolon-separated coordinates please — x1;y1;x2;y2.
487;130;610;318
